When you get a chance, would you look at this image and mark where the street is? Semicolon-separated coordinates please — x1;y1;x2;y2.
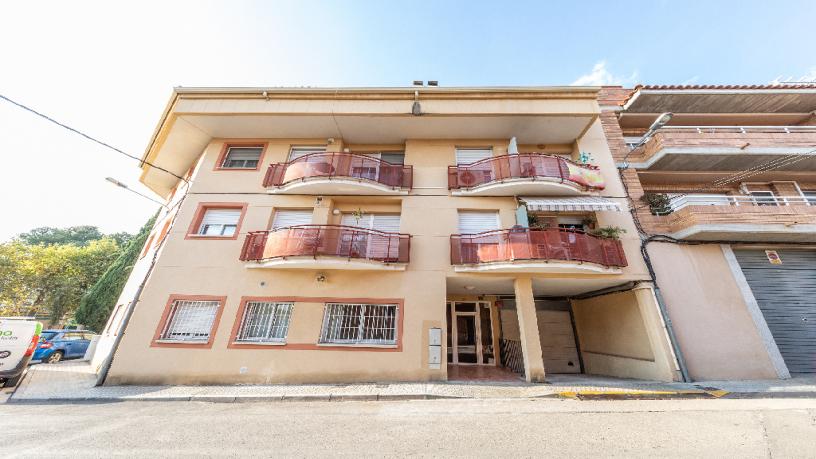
2;398;816;458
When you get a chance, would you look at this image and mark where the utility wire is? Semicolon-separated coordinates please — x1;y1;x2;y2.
0;94;187;182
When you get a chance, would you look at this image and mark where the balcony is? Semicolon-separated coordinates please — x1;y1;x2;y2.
264;152;412;195
239;225;410;270
655;195;816;242
450;227;627;274
448;153;605;196
627;126;816;171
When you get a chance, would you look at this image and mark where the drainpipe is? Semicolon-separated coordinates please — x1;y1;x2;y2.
641;237;691;382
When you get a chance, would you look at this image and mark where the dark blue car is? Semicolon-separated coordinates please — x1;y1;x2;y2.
32;330;95;364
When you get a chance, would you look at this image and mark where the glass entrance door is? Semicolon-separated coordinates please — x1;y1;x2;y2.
448;301;495;365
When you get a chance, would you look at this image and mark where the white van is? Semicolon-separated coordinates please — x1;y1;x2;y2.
0;318;42;387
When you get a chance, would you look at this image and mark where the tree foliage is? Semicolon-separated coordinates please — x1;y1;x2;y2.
18;225;105;247
0;226;136;323
75;215;156;332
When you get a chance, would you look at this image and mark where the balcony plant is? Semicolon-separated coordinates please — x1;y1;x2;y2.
590;226;627;240
641;192;672;215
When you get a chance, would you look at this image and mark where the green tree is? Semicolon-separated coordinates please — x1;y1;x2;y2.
75;215;157;331
18;226;104;246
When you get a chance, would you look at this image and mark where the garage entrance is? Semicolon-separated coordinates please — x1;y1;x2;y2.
734;249;816;374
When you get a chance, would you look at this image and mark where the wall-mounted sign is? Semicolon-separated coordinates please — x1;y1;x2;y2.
765;250;782;265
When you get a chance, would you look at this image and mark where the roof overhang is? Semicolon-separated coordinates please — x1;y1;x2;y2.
623;88;816;114
140;86;601;196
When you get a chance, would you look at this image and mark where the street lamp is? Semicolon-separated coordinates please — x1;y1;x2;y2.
621;112;674;168
105;177;167;208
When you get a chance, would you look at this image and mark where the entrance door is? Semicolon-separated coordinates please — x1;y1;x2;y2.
447;301;496;365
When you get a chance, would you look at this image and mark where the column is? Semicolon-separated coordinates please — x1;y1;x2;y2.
514;277;546;382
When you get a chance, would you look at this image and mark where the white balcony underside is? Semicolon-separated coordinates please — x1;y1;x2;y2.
453;260;622;274
451;178;586;196
669;223;816;242
623;146;816;171
246;256;407;271
267;178;409;195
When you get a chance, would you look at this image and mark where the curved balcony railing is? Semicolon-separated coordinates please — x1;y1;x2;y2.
264;152;413;189
240;225;411;263
448;153;605;190
450;227;626;267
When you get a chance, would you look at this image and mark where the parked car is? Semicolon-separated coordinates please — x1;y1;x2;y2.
33;330;95;364
0;318;42;387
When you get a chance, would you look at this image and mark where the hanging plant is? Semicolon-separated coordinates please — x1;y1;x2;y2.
351;207;365;222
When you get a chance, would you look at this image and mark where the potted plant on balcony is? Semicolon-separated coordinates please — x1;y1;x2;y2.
641;192;672;216
590;226;627;240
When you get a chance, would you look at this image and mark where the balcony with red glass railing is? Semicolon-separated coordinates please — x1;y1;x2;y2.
263;152;413;195
240;224;411;270
450;227;627;273
448;153;606;196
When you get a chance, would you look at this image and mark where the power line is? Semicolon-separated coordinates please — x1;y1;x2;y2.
0;94;187;182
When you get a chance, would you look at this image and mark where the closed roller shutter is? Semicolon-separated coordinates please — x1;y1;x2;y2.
455;148;493;165
272;209;313;229
340;214;401;259
288;146;326;161
458;211;499;234
341;214;401;232
734;249;816;374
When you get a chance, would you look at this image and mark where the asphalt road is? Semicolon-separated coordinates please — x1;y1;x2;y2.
2;398;816;458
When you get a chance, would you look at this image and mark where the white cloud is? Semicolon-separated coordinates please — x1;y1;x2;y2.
571;61;638;86
770;67;816;85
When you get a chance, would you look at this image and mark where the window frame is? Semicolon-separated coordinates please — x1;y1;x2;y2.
214;143;267;171
151;295;227;348
318;303;400;347
749;191;779;206
185;202;248;241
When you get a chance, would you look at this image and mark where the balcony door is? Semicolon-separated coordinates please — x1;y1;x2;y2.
340;213;401;260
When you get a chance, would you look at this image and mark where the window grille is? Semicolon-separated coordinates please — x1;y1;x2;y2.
319;303;398;345
222;146;263;168
160;300;220;342
235;302;293;343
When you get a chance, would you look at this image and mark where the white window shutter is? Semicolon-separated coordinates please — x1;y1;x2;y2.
200;209;241;226
458;211;500;234
455;148;493;165
272;209;313;229
289;146;326;161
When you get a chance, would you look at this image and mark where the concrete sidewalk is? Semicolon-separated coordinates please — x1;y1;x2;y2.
8;362;816;403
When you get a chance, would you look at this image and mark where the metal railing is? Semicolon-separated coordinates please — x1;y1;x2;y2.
450;227;627;268
239;224;411;263
655;194;816;216
657;126;816;134
263;152;413;189
447;153;605;190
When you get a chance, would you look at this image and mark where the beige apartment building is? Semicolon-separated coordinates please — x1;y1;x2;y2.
600;84;816;380
91;85;682;385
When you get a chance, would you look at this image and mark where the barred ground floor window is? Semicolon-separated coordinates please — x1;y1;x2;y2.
159;300;220;342
319;303;398;345
235;301;294;343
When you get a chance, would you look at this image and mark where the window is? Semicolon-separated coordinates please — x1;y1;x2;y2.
197;208;241;236
288;146;326;161
106;304;124;335
380;152;405;165
140;234;155;259
458;211;500;234
750;191;778;206
455;148;493;165
235;301;293;343
272;209;313;229
803;191;816;205
319;303;398;345
159;299;220;342
220;146;264;169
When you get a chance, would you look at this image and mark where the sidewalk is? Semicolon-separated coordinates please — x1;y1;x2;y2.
8;362;816;403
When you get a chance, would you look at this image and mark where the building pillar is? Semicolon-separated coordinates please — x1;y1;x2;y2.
514;277;546;382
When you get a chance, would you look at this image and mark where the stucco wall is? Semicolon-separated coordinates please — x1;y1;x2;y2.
571;287;678;381
647;242;778;380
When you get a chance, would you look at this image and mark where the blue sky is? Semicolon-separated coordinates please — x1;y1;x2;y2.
1;0;814;241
